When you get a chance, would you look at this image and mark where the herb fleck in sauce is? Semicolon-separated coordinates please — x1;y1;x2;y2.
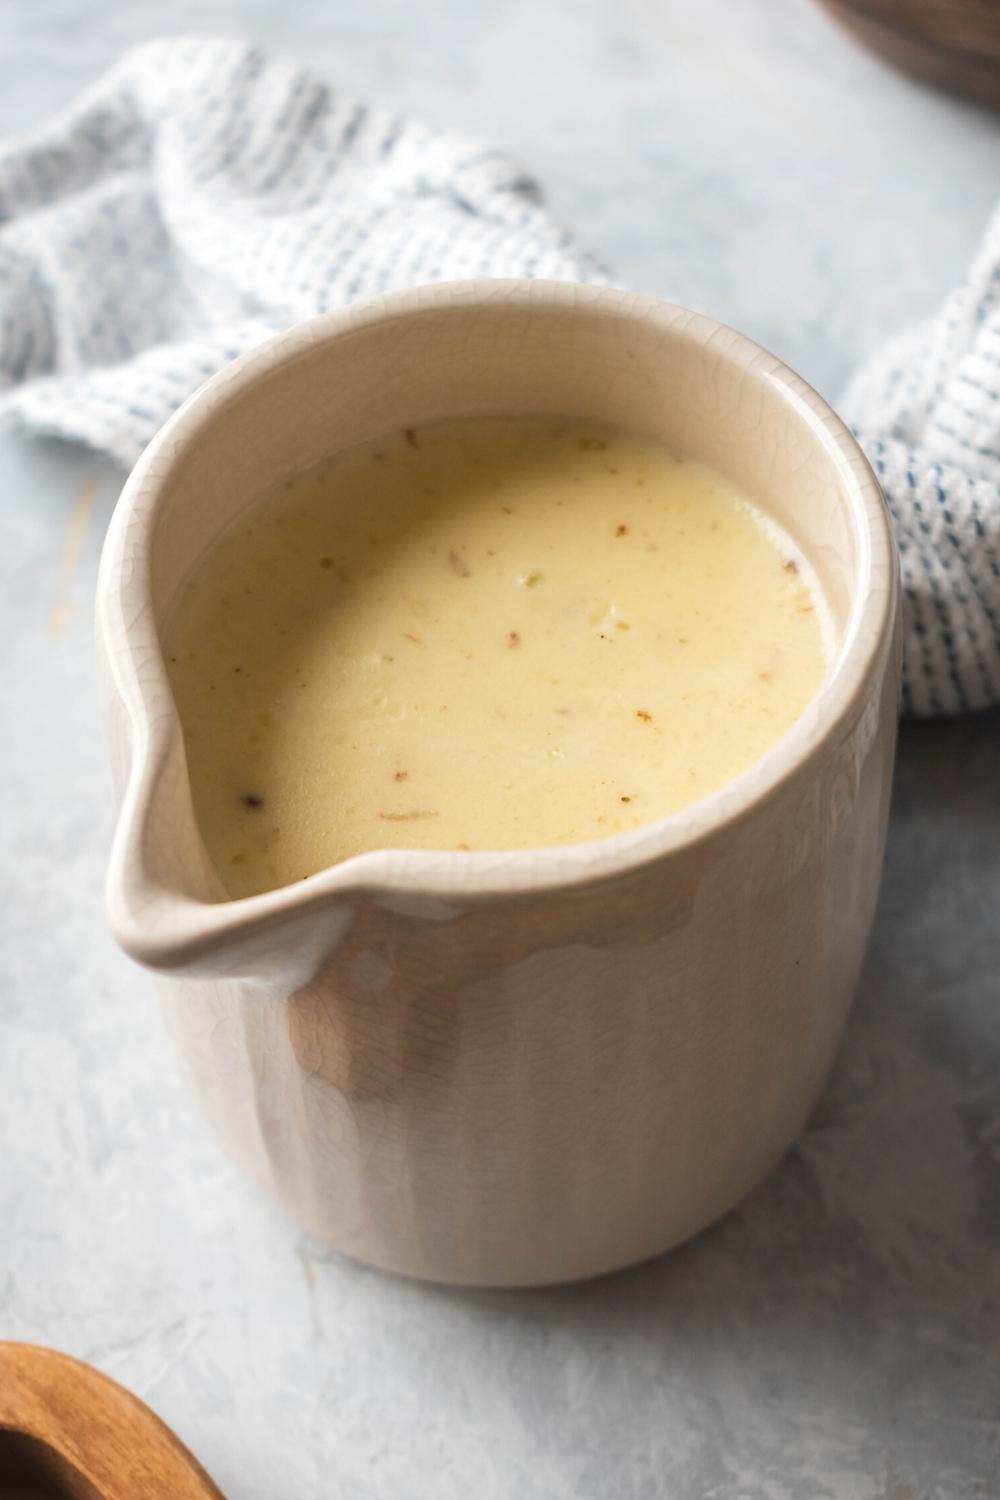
165;416;830;897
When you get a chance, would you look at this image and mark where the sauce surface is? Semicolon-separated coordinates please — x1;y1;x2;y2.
165;417;829;897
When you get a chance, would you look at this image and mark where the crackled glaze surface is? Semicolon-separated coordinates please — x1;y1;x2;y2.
97;282;899;1285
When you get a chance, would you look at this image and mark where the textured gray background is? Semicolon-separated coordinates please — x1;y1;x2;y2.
1;3;998;1498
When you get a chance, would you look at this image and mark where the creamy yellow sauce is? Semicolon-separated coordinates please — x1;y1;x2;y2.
165;417;829;897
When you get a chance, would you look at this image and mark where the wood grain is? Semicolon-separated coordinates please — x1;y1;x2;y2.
815;0;1000;108
0;1343;225;1500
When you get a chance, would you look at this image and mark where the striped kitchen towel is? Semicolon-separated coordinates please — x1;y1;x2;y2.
0;36;997;715
840;212;1000;716
0;35;605;464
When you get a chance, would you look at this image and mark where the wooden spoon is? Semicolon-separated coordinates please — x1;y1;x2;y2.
0;1343;225;1499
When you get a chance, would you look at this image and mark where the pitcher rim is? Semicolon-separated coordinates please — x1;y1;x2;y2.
97;279;898;970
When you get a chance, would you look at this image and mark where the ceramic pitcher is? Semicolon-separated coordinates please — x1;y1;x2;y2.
97;282;900;1286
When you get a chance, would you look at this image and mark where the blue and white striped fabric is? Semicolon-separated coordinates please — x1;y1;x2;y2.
841;211;1000;715
0;36;604;462
0;36;997;716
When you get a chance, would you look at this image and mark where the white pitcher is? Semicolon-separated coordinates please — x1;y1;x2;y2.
97;282;900;1287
